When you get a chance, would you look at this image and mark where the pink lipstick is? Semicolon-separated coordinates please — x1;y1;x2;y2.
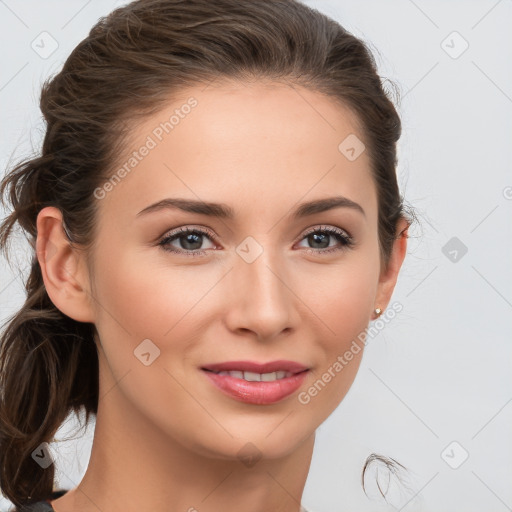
201;360;310;405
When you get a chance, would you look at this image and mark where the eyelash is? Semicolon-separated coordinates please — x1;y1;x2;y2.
157;225;355;257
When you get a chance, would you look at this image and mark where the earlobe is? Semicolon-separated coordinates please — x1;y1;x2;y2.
36;206;95;323
373;218;409;316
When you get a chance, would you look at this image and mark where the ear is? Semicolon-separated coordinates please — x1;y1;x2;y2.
372;217;409;319
36;206;95;323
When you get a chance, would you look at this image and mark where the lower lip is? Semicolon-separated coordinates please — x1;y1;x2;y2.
202;369;309;405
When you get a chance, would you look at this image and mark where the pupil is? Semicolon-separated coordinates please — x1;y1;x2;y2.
183;233;202;250
310;233;329;249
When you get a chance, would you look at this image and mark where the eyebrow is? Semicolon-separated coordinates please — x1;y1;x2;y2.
136;195;366;220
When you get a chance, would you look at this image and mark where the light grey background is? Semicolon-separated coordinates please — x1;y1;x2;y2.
1;1;511;511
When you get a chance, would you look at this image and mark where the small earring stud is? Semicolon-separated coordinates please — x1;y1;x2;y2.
374;307;382;317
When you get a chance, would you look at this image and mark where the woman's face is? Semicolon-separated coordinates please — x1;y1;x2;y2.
79;80;401;460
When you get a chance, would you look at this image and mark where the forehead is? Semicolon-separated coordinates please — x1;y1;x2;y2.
97;80;377;225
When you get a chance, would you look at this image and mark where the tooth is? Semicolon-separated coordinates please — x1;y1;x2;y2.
243;371;261;381
212;370;294;381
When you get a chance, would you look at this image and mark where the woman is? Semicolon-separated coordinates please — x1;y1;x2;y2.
0;1;414;511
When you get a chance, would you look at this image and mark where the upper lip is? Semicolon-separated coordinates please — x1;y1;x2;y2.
201;360;309;374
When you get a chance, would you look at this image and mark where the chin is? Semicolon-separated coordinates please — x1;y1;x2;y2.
188;419;315;463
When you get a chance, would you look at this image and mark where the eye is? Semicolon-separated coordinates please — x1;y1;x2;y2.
157;224;355;257
295;225;355;255
158;226;217;257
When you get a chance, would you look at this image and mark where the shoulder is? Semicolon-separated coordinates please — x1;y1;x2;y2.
14;489;68;512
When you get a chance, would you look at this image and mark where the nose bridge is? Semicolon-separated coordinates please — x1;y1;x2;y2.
227;233;294;335
236;234;286;300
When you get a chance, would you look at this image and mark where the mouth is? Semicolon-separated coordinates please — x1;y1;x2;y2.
201;359;309;375
200;360;310;405
203;369;298;381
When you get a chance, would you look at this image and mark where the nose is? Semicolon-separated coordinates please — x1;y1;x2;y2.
222;241;298;341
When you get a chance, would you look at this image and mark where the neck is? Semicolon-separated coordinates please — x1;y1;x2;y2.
53;363;315;512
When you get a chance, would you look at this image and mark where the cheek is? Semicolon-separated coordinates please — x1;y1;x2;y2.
90;247;220;387
297;256;378;404
90;248;211;431
92;247;199;340
303;257;379;338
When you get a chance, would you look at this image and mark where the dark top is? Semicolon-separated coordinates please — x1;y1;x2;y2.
16;490;68;512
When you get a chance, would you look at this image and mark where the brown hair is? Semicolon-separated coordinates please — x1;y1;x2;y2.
0;0;415;508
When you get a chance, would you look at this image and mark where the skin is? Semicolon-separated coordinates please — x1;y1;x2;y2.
36;79;408;512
